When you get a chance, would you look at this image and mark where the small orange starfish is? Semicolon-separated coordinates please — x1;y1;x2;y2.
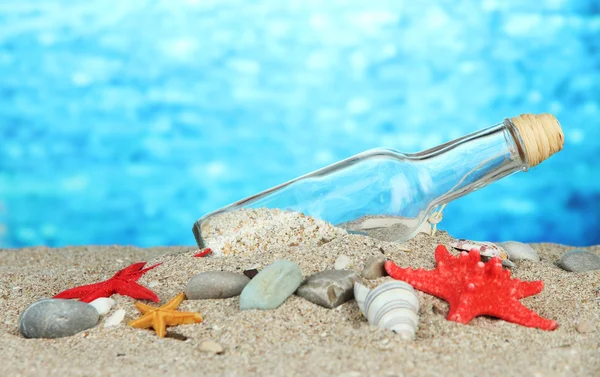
128;292;203;337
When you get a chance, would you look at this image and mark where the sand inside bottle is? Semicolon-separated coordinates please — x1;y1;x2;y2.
195;208;348;256
337;215;432;242
196;208;430;255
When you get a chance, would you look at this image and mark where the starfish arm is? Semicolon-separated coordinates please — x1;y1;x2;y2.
446;300;479;324
163;311;203;326
515;280;544;299
435;244;454;263
161;292;186;310
136;262;162;277
155;313;167;338
79;289;116;303
128;313;155;329
385;260;453;300
53;281;111;300
135;302;156;314
113;262;161;281
486;301;558;331
116;282;160;302
113;262;149;279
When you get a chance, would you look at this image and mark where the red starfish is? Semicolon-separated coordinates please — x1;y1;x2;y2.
54;262;162;303
193;248;212;257
385;244;558;331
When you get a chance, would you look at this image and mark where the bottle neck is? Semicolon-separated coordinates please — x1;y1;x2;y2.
414;119;528;207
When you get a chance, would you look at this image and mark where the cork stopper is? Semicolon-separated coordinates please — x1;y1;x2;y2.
509;113;564;167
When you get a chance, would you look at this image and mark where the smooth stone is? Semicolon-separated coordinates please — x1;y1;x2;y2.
297;270;359;309
18;299;99;339
89;297;115;316
239;260;302;310
243;269;259;279
104;309;126;328
334;255;350;270
185;271;250;300
199;340;224;354
360;255;388;279
498;241;540;262
558;250;600;272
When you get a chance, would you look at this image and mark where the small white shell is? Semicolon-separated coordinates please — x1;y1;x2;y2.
89;297;115;316
103;309;126;328
450;239;515;267
354;281;420;340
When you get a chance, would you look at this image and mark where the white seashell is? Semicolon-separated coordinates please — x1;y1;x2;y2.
354;281;420;340
334;255;350;270
89;297;115;316
104;309;126;328
450;239;515;267
354;282;370;316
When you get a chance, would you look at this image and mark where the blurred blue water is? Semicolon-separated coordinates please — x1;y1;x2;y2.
0;0;599;248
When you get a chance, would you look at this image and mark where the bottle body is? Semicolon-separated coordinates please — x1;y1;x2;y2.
193;118;533;246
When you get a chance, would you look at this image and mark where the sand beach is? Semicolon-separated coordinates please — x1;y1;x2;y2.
1;212;599;377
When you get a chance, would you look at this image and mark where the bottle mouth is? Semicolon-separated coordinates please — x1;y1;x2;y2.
508;113;564;167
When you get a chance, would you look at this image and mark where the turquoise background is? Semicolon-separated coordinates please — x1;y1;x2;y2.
0;0;599;247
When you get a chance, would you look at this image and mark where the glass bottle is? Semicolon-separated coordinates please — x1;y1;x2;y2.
193;113;564;246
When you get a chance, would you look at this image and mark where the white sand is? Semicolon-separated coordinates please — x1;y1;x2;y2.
1;214;599;376
196;208;348;256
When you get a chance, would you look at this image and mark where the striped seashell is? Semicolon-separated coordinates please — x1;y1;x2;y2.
354;281;420;340
354;283;370;317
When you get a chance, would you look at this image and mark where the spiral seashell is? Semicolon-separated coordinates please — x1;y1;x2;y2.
354;283;370;317
354;281;420;340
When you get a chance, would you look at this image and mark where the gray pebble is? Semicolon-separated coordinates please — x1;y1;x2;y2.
498;241;540;262
240;260;302;310
19;299;99;339
185;271;250;300
558;250;600;272
360;255;388;279
243;269;259;279
296;270;359;308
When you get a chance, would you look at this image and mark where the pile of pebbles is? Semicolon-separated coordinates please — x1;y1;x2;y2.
17;253;388;339
183;257;378;311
